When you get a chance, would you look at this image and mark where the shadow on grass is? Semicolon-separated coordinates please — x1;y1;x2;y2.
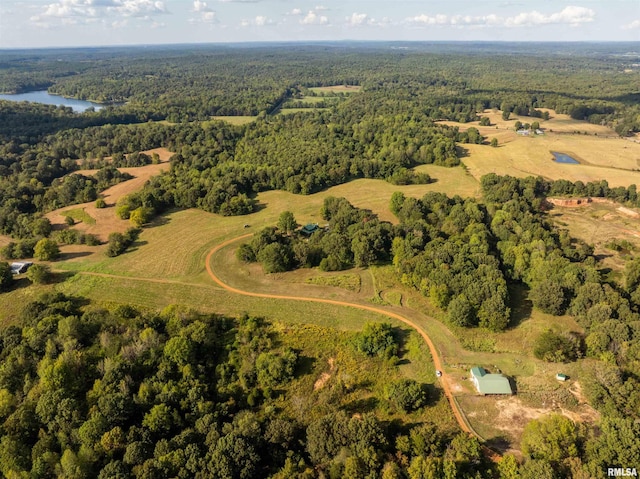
60;251;93;260
508;283;532;329
394;326;412;359
484;435;512;454
8;276;32;292
344;397;379;414
126;240;148;253
295;354;316;377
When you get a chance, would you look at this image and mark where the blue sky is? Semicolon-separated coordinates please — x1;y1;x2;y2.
0;0;638;48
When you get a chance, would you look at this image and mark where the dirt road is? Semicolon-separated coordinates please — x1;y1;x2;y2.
205;234;500;461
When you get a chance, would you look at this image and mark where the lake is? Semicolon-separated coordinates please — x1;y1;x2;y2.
551;151;580;165
0;90;104;112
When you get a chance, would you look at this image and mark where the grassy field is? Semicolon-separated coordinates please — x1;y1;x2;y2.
210;116;257;125
47;153;172;241
441;109;640;187
50;167;479;281
309;85;362;94
60;207;96;225
271;321;457;431
278;107;330;115
547;200;640;278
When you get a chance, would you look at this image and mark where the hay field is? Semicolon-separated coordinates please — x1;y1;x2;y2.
54;165;479;281
210;116;256;125
309;85;361;94
440;109;640;186
548;200;640;276
461;134;640;187
47;150;172;241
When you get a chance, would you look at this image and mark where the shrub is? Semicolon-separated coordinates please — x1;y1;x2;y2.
34;239;60;261
533;330;579;362
385;379;427;412
27;264;51;285
353;322;398;359
105;228;140;257
129;207;154;227
95;198;107;209
236;244;256;263
0;262;13;291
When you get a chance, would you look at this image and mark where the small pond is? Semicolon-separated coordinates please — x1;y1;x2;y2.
0;90;104;112
551;151;580;164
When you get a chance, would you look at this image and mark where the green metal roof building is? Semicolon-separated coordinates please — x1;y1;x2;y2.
300;224;319;236
470;366;513;395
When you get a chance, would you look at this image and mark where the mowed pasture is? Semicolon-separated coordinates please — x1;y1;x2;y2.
53;164;480;281
548;200;640;275
442;110;640;187
210;116;257;125
308;85;362;94
47;148;173;241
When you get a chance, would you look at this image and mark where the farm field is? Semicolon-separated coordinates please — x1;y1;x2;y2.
441;110;640;186
46;148;173;241
210;115;257;125
51;163;479;279
547;199;640;275
309;85;362;94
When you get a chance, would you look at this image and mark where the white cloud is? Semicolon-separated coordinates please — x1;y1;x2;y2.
191;0;216;23
109;0;166;18
622;19;640;30
287;8;302;16
505;6;595;26
407;6;595;28
409;14;448;26
346;12;368;27
314;5;327;11
241;15;273;27
193;0;210;12
301;10;328;25
32;0;167;25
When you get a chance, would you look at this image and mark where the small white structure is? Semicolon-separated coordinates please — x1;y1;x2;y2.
556;373;568;381
10;262;32;275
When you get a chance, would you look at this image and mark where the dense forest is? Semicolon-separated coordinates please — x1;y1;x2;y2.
0;293;636;478
1;43;640;477
1;43;639;239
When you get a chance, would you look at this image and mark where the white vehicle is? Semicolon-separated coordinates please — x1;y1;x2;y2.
435;370;442;378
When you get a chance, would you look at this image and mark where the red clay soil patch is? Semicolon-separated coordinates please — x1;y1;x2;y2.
47;157;171;241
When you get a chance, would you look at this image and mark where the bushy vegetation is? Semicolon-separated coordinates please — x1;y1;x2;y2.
0;293;489;478
105;227;140;257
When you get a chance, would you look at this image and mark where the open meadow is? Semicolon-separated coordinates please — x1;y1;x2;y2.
46;148;173;241
442;110;640;187
209;115;257;125
547;199;640;277
308;85;362;94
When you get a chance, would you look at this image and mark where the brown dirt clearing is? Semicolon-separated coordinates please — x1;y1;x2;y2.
313;357;336;391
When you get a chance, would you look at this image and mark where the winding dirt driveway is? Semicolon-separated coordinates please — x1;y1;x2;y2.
206;234;500;461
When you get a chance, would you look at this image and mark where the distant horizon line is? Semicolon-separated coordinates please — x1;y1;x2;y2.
2;39;640;52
